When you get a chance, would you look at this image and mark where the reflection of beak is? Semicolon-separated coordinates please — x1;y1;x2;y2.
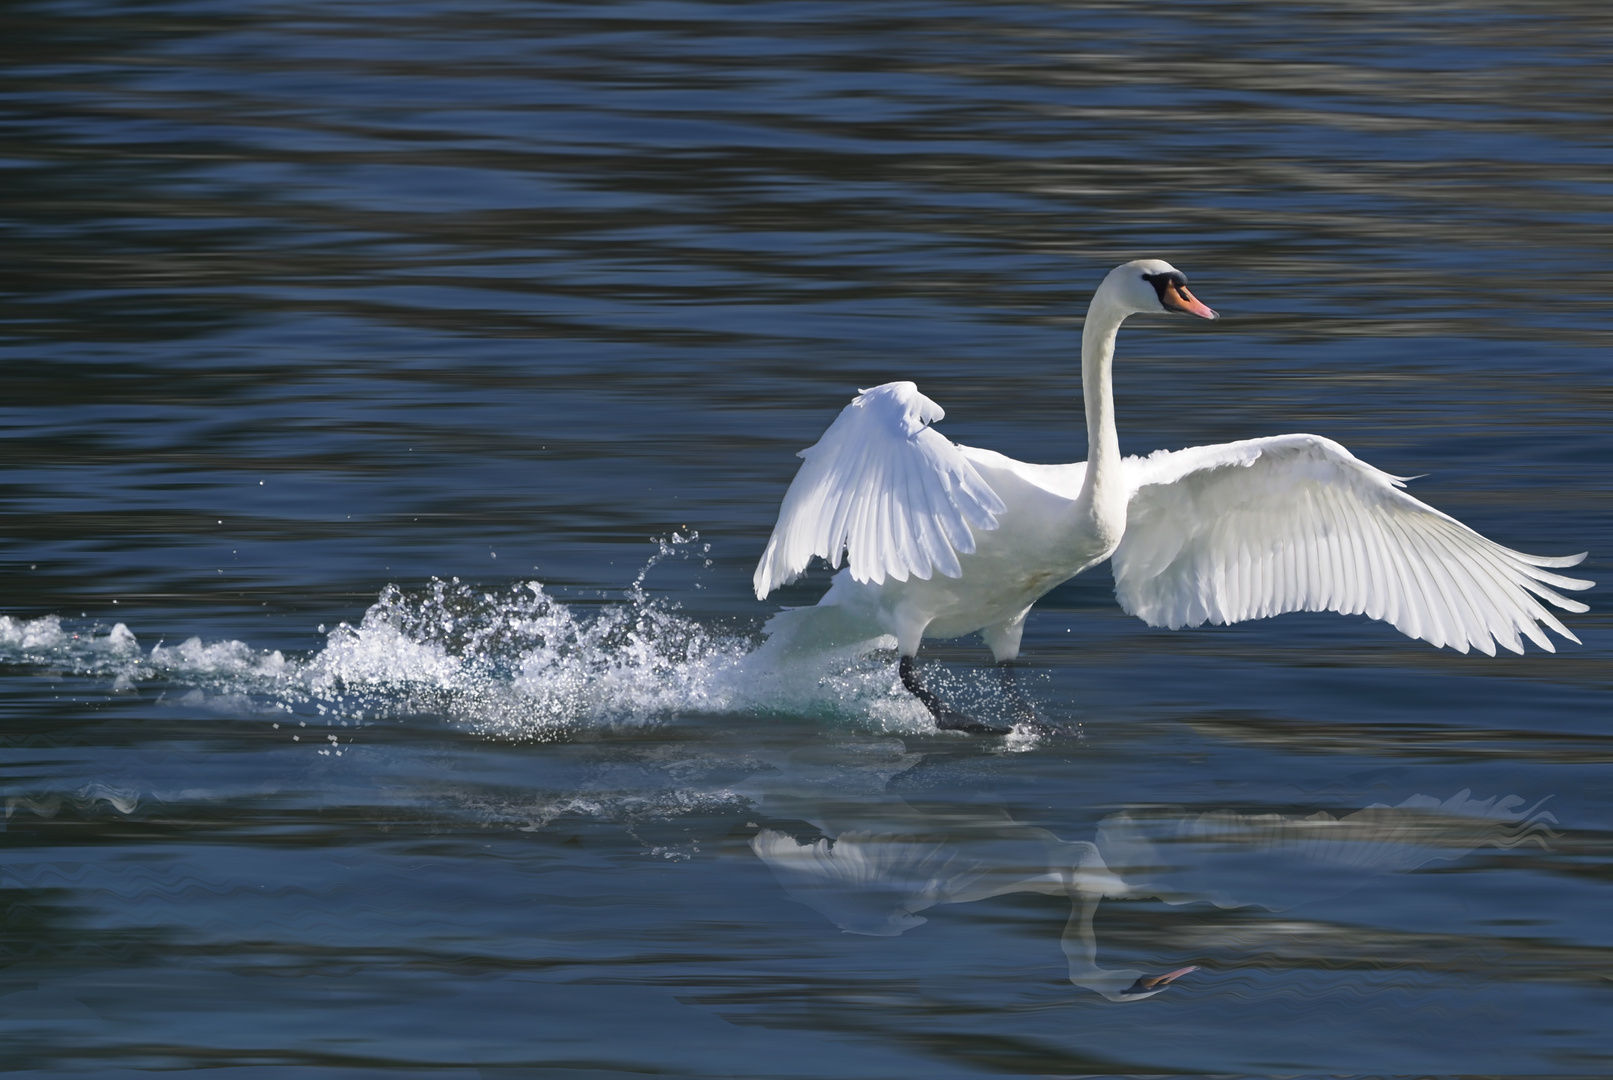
1119;964;1200;997
1163;282;1218;320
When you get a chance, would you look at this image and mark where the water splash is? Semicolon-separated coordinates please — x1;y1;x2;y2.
0;536;948;740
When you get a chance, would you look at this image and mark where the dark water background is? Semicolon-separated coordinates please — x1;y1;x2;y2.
3;0;1612;1075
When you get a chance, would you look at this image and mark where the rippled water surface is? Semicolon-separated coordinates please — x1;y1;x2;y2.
4;1;1612;1075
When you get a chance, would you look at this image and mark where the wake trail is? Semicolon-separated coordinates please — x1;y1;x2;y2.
0;536;955;740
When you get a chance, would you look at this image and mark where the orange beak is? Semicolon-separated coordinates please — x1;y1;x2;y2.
1120;964;1200;996
1162;281;1218;320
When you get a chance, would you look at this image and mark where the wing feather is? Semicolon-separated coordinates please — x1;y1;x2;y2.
753;382;1006;599
1424;523;1502;654
1113;434;1592;653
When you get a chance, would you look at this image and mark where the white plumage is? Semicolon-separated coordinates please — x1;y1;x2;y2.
754;382;1004;596
752;260;1590;708
1113;434;1590;655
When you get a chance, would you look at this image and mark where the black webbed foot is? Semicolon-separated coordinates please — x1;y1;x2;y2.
899;655;1013;735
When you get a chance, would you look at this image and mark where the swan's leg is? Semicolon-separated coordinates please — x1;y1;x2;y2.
899;655;1011;735
980;608;1030;663
996;660;1053;731
982;611;1056;730
898;655;946;714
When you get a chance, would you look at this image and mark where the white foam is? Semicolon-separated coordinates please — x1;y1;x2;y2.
0;536;971;739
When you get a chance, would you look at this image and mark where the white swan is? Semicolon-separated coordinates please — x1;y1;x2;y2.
752;822;1197;1001
749;790;1552;1000
753;259;1592;727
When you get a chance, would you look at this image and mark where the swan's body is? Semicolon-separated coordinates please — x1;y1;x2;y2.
753;260;1590;704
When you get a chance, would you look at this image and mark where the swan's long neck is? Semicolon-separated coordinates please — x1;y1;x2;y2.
1077;298;1128;542
1061;890;1133;999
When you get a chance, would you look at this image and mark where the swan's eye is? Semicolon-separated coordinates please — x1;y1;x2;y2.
1140;271;1216;318
1141;271;1187;305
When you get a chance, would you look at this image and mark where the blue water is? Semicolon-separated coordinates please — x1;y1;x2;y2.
3;1;1611;1075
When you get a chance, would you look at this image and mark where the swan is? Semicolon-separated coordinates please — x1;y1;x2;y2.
752;259;1592;729
752;820;1198;1001
749;789;1547;1000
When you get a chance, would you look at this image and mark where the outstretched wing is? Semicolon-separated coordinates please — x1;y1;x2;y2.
754;382;1006;599
1111;434;1591;654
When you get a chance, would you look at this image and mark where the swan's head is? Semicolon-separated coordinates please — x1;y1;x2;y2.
1101;259;1218;320
1111;965;1201;1002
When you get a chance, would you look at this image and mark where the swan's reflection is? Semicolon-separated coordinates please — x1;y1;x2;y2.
751;788;1555;1002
